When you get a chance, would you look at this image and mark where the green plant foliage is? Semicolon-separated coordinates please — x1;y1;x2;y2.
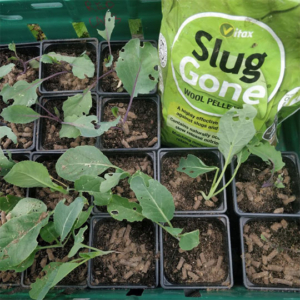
1;105;40;123
8;43;16;54
68;226;87;257
100;171;130;193
0;126;17;144
74;206;93;229
62;91;92;118
9;198;47;218
97;11;115;41
163;227;183;236
59;115;81;139
40;222;59;243
13;250;37;272
29;60;40;69
179;230;200;251
0;195;21;213
116;39;159;97
0;63;15;79
72;22;90;38
0;150;15;176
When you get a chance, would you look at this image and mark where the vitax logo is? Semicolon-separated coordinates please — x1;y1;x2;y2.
220;23;253;38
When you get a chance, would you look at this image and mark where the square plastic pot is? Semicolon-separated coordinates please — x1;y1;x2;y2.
231;152;300;217
92;150;156;215
160;214;233;289
39;38;98;94
88;215;159;289
99;96;161;151
240;216;300;292
158;148;227;214
97;40;158;97
36;93;99;151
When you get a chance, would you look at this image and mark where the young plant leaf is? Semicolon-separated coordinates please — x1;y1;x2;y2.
1;105;40;123
111;107;118;117
8;43;16;54
59;115;81;139
97;10;115;41
163;227;183;237
54;197;85;241
56;146;117;181
0;195;22;213
71;55;95;79
9;198;47;218
40;54;59;64
0;149;16;176
40;221;60;243
100;171;130;193
236;147;251;165
62;90;92;118
130;174;175;223
4;161;67;193
116;39;159;97
217;104;257;163
0;212;49;270
68;226;87;257
0;80;42;106
13;249;37;272
179;230;200;251
28;59;40;69
274;174;285;188
107;195;144;222
0;126;17;144
0;63;15;79
177;154;217;178
74;206;93;229
79;250;113;260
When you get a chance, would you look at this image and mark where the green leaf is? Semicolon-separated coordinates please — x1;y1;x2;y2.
74;206;93;229
217;104;257;163
164;227;183;237
116;39;159;97
54;197;85;241
100;171;129;193
129;171;152;185
0;149;16;176
4;161;67;193
0;212;49;270
0;195;22;213
9;198;47;218
177;154;217;178
62;90;92;118
72;22;89;38
97;10;115;42
130;175;175;223
0;80;41;106
54;107;60;118
56;146;117;181
40;54;58;64
29;59;40;69
8;43;16;54
179;230;200;251
0;63;15;79
236;147;250;165
59;115;81;139
93;190;112;206
71;55;95;79
0;126;17;144
105;55;113;68
68;226;87;257
247;141;285;172
1;105;40;123
79;250;113;260
8;57;18;61
111;106;118;117
107;195;144;222
13;249;37;272
43;52;75;64
40;221;59;243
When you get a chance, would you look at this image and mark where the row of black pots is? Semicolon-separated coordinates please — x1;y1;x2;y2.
0;39;157;96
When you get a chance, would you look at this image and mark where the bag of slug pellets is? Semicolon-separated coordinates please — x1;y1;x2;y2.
158;0;300;147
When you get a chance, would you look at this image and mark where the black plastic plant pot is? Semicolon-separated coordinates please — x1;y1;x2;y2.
158;148;227;214
0;42;40;152
240;216;300;291
97;40;158;97
160;214;233;289
99;96;161;151
231;152;300;217
88;216;159;289
92;150;157;215
39;38;98;94
36;93;99;151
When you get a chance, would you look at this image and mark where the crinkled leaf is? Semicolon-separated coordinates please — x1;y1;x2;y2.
68;226;87;257
0;195;21;213
177;154;217;178
179;230;200;251
0;126;17;144
9;198;47;218
0;212;49;270
29;59;40;69
130;175;175;223
217;104;257;162
1;105;40;123
0;63;15;78
54;197;85;241
107;195;144;222
59;115;81;139
247;141;285;172
97;10;115;41
100;171;129;193
40;221;59;243
116;39;159;97
74;206;93;229
164;227;183;237
62;90;92;118
0;80;41;106
56;146;116;181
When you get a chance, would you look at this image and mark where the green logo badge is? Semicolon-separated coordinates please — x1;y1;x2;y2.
220;23;234;37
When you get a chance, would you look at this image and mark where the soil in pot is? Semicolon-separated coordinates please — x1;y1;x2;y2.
160;154;221;211
30;157;90;210
42;44;97;92
236;157;299;214
101;100;158;149
163;218;229;286
91;219;156;287
243;219;300;287
95;154;154;213
40;98;97;150
0;271;21;286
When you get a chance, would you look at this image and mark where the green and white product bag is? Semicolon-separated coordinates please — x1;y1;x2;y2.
159;0;300;147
